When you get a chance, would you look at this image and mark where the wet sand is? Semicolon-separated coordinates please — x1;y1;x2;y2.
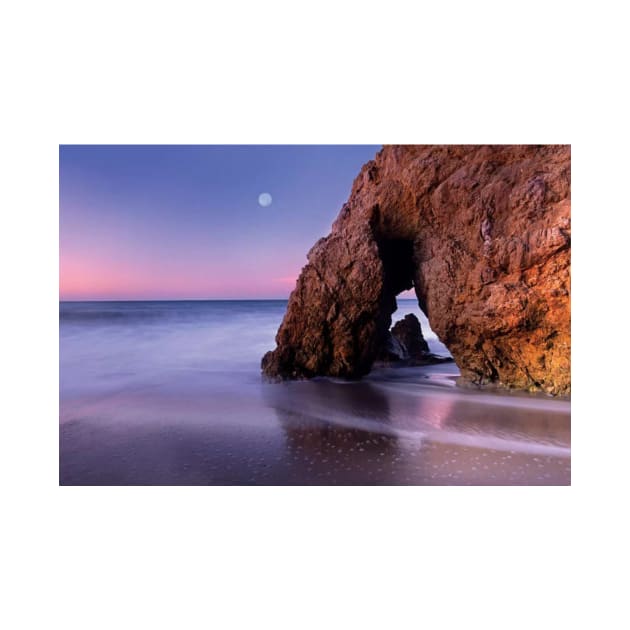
60;364;570;485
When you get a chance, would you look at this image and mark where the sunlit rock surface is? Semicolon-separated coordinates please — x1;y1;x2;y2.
262;145;571;395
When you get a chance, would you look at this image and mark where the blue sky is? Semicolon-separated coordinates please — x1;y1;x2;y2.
60;145;381;299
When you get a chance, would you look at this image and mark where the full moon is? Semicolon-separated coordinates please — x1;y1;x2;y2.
258;192;272;207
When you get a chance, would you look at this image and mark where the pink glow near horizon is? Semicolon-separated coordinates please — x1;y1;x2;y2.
60;255;300;300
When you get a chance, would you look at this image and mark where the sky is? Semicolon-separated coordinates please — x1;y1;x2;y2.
59;145;383;300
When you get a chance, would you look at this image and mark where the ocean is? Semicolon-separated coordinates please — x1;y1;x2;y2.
59;299;570;485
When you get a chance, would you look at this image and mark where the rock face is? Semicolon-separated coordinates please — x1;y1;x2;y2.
376;331;407;363
391;314;430;359
375;314;430;363
262;145;571;395
375;313;451;366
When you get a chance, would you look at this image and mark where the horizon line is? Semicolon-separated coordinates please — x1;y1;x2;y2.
59;297;420;303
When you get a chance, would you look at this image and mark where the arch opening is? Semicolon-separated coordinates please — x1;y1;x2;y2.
375;237;452;361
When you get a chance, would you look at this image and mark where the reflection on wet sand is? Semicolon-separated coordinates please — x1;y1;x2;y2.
276;412;401;485
269;381;401;485
267;380;399;484
60;365;570;485
266;376;570;485
381;386;570;446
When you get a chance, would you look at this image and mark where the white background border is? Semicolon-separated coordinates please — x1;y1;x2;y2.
2;1;628;629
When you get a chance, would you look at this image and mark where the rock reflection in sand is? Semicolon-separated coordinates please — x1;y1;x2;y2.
60;365;570;485
265;376;570;486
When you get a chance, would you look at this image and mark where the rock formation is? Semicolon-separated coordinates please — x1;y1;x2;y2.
376;314;446;365
391;314;430;358
262;145;571;395
375;330;407;363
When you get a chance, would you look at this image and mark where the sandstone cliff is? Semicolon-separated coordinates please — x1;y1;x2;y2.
262;145;571;395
